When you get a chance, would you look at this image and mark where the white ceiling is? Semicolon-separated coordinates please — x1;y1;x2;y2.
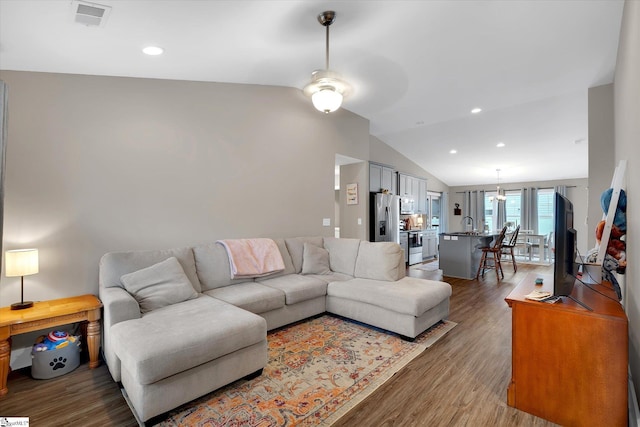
0;0;624;186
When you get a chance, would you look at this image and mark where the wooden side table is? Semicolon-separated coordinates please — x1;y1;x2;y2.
0;294;102;396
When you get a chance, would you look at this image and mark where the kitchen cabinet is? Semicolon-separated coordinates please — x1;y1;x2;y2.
369;163;395;194
422;230;438;259
439;232;499;279
416;179;427;213
398;174;411;197
398;174;427;208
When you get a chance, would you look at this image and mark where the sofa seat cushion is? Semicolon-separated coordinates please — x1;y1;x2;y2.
204;282;285;314
306;272;354;284
327;277;452;317
258;274;328;305
110;295;266;385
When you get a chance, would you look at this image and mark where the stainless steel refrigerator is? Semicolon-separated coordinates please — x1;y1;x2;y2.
370;193;400;243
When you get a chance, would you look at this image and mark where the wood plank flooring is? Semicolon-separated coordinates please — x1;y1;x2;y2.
1;262;557;426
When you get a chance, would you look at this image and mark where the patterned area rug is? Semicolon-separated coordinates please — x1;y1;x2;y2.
158;315;456;426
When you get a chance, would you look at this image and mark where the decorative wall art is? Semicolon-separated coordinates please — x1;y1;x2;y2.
346;183;358;205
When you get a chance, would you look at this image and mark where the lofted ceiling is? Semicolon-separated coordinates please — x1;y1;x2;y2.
0;0;624;186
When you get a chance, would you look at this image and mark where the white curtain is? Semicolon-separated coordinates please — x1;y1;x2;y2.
554;185;567;197
496;199;506;229
462;190;485;231
521;187;538;232
0;81;7;277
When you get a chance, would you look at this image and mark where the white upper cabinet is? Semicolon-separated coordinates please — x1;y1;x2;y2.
369;163;395;194
398;173;427;213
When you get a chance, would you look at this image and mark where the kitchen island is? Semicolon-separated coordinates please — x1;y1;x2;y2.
439;232;499;279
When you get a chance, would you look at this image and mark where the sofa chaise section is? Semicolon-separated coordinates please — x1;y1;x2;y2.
326;240;452;339
111;295;266;422
99;247;268;423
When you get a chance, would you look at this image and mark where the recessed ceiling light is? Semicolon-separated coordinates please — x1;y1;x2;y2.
142;46;164;56
496;142;505;148
449;149;457;154
471;108;482;114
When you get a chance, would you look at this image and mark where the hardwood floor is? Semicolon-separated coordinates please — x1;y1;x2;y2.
1;262;557;426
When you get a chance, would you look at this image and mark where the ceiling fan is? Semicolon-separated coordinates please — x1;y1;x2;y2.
303;11;351;114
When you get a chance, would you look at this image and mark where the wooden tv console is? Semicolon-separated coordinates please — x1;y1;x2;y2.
505;273;628;426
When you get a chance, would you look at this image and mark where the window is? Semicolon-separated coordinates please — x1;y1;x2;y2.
482;187;556;235
484;190;521;231
537;188;554;235
484;193;494;231
505;190;521;229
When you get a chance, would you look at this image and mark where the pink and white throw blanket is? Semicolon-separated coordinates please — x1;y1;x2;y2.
217;238;285;279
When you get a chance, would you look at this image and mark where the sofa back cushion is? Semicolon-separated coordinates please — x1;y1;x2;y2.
323;237;360;276
99;247;201;292
193;238;295;291
285;237;324;273
192;243;253;291
261;238;296;278
354;241;406;282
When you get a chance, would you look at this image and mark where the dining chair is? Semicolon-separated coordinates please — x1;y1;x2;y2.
476;226;508;280
543;231;554;262
501;225;520;272
515;231;532;261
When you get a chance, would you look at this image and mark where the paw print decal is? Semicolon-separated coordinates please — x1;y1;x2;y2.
50;357;67;370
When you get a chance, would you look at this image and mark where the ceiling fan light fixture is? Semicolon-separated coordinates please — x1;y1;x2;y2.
304;69;350;114
312;88;343;113
303;11;351;114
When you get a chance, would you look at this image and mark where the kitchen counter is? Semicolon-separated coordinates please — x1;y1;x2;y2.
438;232;499;279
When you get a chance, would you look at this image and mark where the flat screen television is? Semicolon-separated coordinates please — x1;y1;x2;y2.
553;192;577;297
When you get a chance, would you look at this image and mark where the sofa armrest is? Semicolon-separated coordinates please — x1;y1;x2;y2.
99;286;141;382
101;286;141;327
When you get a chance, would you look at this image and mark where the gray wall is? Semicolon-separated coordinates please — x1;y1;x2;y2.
587;84;615;249
369;135;449;193
339;162;367;240
614;0;640;402
0;70;371;306
448;178;589;255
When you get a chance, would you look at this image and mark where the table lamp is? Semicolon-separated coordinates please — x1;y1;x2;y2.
5;248;39;310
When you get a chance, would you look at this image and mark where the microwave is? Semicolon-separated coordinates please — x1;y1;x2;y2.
400;197;415;214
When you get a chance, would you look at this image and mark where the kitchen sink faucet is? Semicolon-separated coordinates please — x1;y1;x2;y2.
462;216;474;232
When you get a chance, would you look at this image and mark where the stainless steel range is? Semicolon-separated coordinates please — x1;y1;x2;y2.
408;231;423;265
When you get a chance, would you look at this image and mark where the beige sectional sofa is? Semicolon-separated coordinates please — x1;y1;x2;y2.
99;236;452;423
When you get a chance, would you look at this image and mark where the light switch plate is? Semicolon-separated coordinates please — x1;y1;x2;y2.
323;218;331;226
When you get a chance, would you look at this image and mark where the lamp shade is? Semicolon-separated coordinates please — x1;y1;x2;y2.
5;249;39;277
311;88;343;113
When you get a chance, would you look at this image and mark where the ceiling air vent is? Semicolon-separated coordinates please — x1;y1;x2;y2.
71;1;112;27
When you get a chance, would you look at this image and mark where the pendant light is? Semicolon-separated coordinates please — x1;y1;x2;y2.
303;11;351;114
